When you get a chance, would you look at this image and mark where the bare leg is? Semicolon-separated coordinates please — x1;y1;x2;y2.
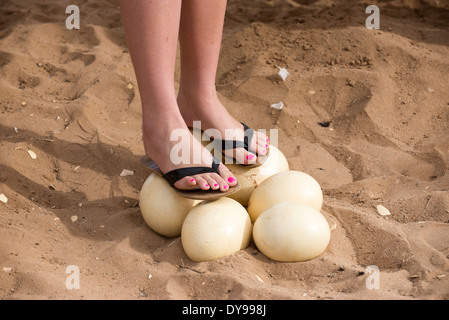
177;0;269;165
120;0;237;191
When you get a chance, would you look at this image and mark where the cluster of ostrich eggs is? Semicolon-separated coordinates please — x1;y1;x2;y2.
140;148;330;262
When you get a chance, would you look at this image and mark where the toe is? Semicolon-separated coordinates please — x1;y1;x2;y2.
217;164;238;188
210;172;231;191
255;133;268;156
173;176;198;191
232;148;258;165
193;175;211;190
204;174;220;190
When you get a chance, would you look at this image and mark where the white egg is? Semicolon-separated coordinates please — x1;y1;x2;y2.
140;173;201;238
253;202;331;262
226;145;289;207
248;170;323;223
189;128;289;208
181;197;252;262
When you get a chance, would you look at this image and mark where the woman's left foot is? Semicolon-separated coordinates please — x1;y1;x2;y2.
178;88;269;165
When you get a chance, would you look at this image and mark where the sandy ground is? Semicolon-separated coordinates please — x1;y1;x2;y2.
1;0;449;300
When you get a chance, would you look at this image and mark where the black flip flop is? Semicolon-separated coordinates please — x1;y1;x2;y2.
214;122;269;167
140;155;241;200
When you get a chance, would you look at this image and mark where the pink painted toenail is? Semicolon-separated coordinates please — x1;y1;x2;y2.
228;177;235;183
246;154;255;160
205;184;209;188
190;179;195;183
214;184;219;187
223;185;228;190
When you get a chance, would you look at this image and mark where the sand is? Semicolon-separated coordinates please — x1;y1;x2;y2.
1;0;449;300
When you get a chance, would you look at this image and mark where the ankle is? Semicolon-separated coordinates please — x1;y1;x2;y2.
142;105;185;135
178;84;218;106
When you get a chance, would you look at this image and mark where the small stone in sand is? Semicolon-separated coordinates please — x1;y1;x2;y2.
270;101;284;110
28;150;37;159
120;169;134;177
0;194;8;204
277;67;289;81
71;215;78;223
376;205;391;216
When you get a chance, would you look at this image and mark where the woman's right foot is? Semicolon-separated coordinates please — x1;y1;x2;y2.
142;106;238;192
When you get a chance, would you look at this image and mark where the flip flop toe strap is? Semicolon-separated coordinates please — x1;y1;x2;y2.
162;156;221;187
221;122;255;152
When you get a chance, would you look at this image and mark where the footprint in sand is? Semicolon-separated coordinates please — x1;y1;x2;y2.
417;223;449;267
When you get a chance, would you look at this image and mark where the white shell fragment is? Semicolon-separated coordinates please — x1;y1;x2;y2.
271;101;284;110
0;194;8;204
120;169;134;177
277;67;290;81
376;205;391;216
28;150;37;159
255;274;264;283
71;215;78;223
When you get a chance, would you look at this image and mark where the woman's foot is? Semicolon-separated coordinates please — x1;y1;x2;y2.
177;87;270;165
142;105;238;192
